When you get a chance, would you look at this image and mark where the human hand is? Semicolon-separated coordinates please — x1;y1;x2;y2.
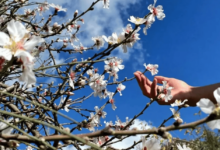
134;71;193;106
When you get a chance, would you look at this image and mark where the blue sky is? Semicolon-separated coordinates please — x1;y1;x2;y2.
19;0;220;148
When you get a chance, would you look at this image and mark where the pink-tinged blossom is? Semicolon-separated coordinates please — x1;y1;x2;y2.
108;92;116;110
119;24;141;53
89;73;107;99
143;63;159;75
123;24;133;34
129;26;141;45
196;87;220;130
160;81;173;102
68;71;75;89
136;136;161;150
171;99;188;107
67;21;78;32
104;120;113;127
128;16;147;25
87;69;94;77
176;143;191;150
79;42;87;51
104;57;124;73
109;71;119;82
93;136;109;146
0;20;44;86
26;146;33;150
94;106;107;119
148;0;165;22
115;116;129;130
102;33;118;45
38;42;46;52
37;1;49;15
117;83;126;96
50;3;67;12
92;36;105;50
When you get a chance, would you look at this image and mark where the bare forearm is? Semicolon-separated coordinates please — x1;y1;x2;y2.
189;83;220;106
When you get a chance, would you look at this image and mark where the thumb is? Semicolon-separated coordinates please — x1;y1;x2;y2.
155;76;169;84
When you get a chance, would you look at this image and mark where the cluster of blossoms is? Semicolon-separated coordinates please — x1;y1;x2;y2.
104;57;124;82
85;106;107;131
87;69;108;99
104;116;131;131
128;0;165;35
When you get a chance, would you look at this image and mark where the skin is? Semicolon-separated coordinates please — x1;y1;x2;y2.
134;71;218;106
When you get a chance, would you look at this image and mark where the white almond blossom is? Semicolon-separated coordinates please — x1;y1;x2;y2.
123;24;133;34
115;116;129;130
176;143;191;150
196;87;220;130
50;3;67;12
110;71;118;82
160;81;173;102
148;0;165;22
93;136;109;146
117;83;126;96
89;73;107;99
67;21;78;32
118;24;141;53
143;63;159;75
128;16;147;25
170;108;182;121
59;96;71;112
68;74;74;89
104;120;113;127
79;42;87;51
94;106;107;119
171;99;188;107
117;33;127;53
0;20;44;86
102;33;118;45
92;36;105;50
136;136;161;150
37;1;49;15
104;57;124;72
87;69;94;77
26;146;33;150
108;92;116;110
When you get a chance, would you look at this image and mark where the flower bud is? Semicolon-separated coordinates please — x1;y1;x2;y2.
74;10;78;18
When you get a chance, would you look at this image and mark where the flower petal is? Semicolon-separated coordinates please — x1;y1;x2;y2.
207;119;220;130
196;98;215;114
7;20;27;42
0;48;12;60
24;36;44;51
0;32;10;46
214;87;220;104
